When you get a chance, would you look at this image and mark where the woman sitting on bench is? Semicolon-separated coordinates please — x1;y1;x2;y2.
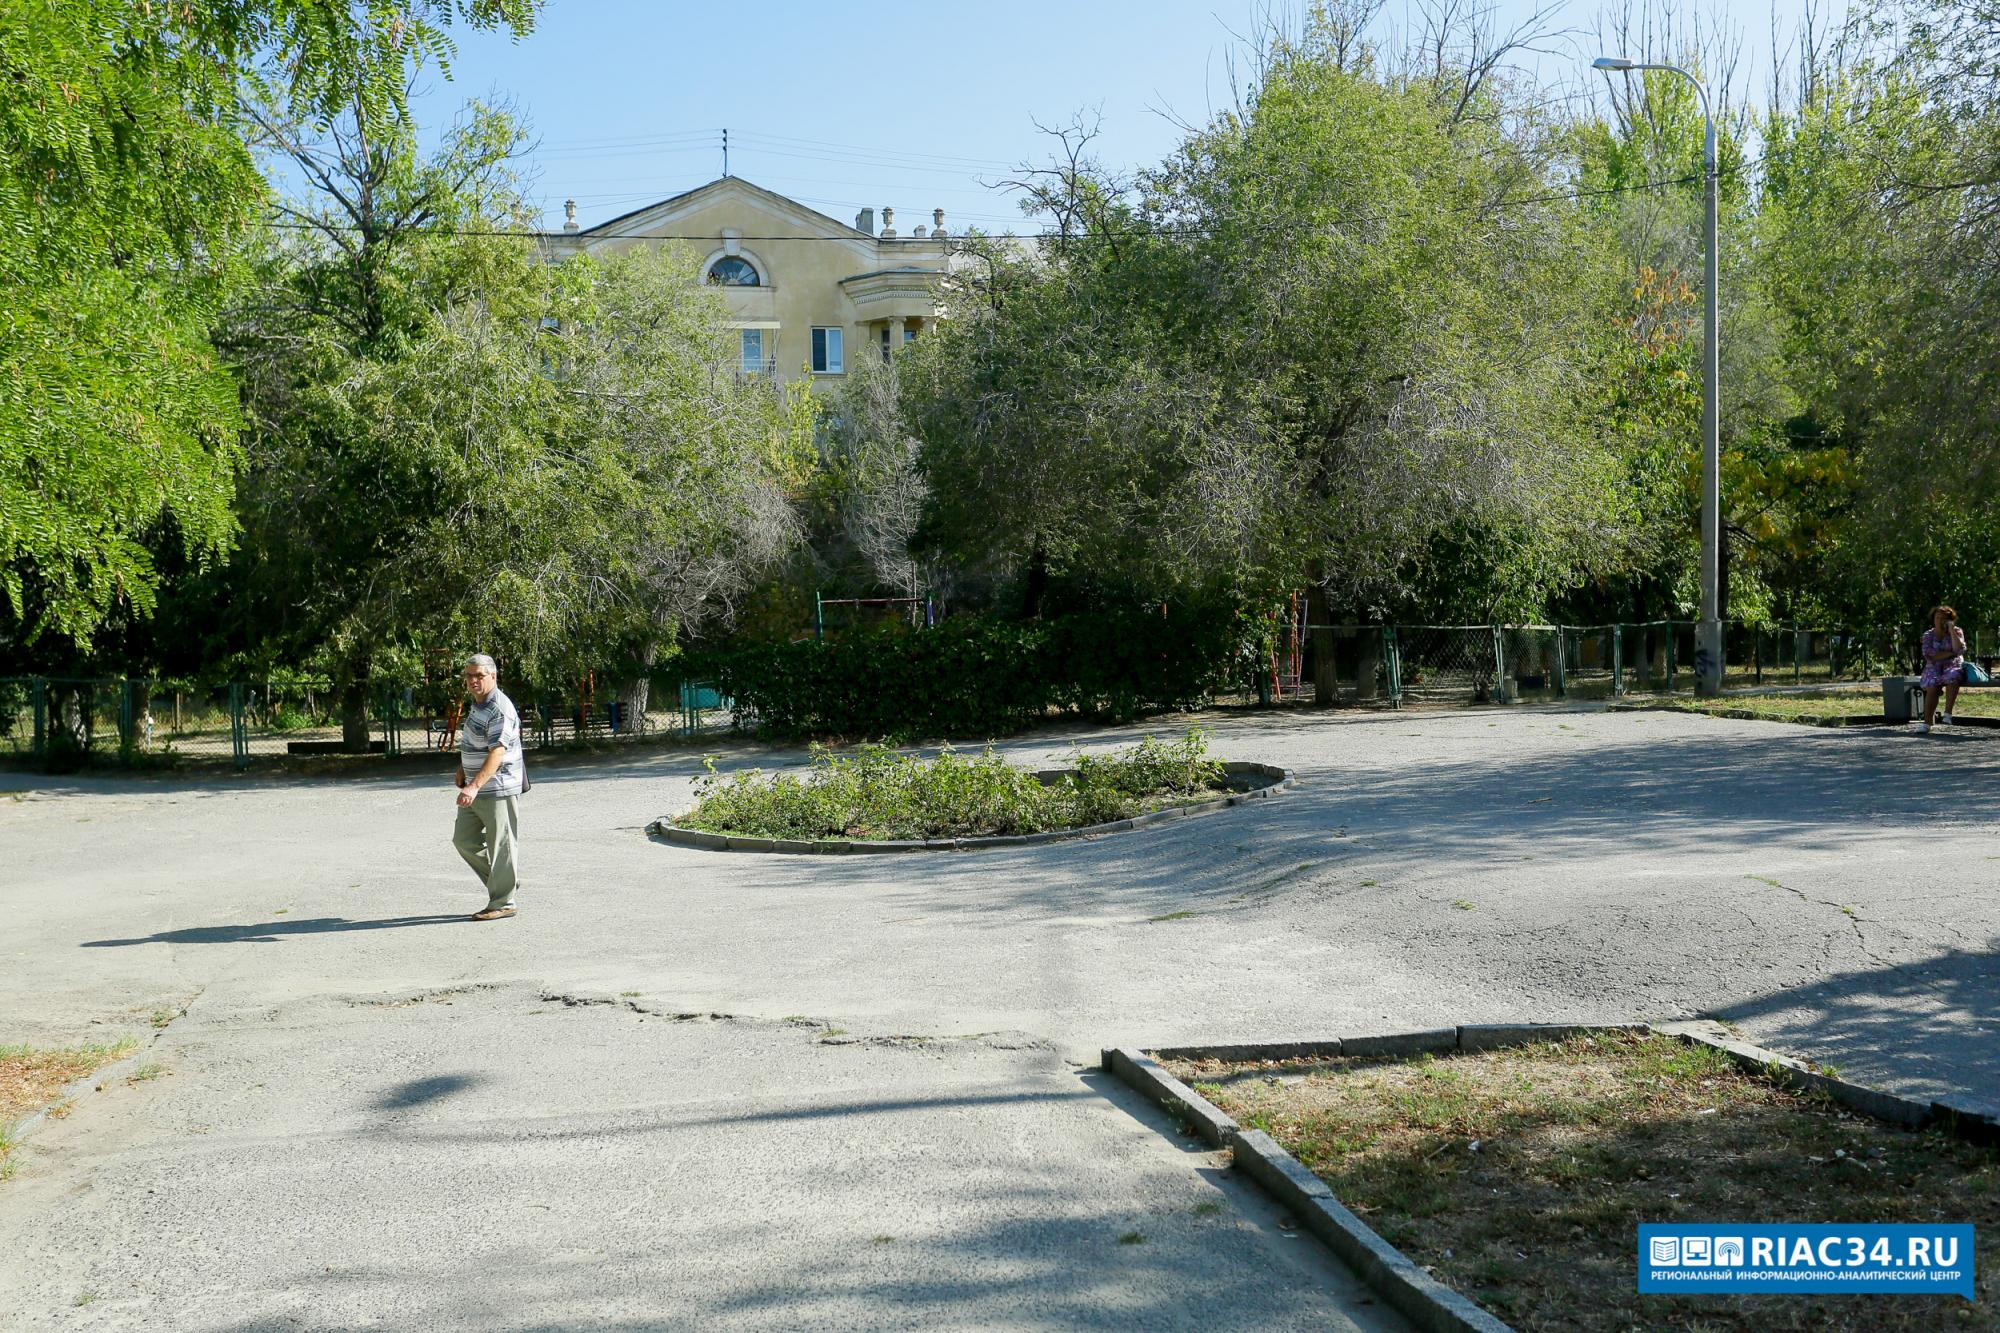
1916;604;1968;733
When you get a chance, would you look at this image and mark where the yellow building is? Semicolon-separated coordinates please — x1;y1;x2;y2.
543;176;955;385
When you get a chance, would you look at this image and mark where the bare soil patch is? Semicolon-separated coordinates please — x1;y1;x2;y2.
1165;1032;1998;1331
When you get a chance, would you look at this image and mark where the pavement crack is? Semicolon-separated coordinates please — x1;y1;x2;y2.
1742;875;1907;974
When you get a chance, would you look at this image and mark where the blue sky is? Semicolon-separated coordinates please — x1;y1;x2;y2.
407;1;1847;233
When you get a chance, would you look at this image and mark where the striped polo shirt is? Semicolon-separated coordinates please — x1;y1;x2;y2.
460;688;524;798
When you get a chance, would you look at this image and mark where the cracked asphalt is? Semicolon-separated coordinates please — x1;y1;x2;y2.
2;705;1995;1329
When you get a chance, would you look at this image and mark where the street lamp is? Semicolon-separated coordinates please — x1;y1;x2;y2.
1594;55;1724;697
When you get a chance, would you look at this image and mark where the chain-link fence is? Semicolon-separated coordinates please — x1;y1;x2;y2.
0;671;744;769
1265;619;1912;708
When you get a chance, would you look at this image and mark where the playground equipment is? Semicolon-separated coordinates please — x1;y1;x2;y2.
814;593;935;641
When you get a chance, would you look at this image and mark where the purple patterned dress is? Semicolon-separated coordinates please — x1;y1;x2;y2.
1919;627;1966;689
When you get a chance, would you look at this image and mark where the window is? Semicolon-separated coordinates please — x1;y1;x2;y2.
707;256;759;286
904;327;919;345
880;326;892;363
811;326;844;374
739;328;765;373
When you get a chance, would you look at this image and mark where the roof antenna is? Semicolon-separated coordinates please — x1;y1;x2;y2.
722;128;729;179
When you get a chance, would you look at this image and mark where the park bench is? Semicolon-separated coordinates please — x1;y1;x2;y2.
1882;660;2000;721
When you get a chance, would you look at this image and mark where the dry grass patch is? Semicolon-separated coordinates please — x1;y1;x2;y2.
0;1040;139;1160
1165;1032;1998;1331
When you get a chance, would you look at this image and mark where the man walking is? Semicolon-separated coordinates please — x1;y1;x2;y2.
453;654;525;921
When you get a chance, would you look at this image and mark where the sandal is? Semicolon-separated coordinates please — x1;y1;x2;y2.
469;906;517;921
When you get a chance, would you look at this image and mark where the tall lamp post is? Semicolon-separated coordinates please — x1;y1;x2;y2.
1594;55;1723;697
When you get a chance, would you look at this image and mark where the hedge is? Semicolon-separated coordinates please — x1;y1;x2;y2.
687;606;1251;739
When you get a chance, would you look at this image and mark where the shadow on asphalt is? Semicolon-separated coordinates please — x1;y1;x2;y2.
372;1073;484;1112
1711;940;2000;1110
79;914;468;946
745;718;2000;911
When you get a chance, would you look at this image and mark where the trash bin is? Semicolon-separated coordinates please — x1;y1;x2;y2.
1882;676;1921;722
607;701;624;733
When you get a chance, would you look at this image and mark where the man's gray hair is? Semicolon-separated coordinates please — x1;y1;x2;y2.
465;653;498;674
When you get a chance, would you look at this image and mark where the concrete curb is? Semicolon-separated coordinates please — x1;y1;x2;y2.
1607;701;2000;734
651;761;1292;855
1607;702;1889;729
1103;1020;1996;1333
1;1047;156;1154
1655;1020;2000;1145
1229;1128;1512;1333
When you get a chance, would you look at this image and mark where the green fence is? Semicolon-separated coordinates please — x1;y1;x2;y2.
1271;620;1911;707
0;674;740;769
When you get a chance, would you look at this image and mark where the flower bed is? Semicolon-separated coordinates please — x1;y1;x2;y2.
671;729;1244;842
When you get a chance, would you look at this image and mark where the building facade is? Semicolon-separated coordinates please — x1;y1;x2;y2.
543;177;955;386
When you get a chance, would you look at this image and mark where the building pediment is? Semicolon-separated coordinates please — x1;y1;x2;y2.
573;177;877;251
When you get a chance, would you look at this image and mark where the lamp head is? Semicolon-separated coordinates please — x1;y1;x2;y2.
1593;56;1636;70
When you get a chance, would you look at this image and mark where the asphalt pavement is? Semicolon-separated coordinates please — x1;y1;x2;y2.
2;705;1994;1329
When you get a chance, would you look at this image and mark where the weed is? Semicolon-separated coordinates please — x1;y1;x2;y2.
681;729;1227;841
1360;878;1379;887
1192;1200;1224;1217
127;1064;165;1084
620;991;641;997
73;1291;96;1307
273;909;288;916
1149;910;1197;922
871;1235;894;1245
149;1009;173;1030
1118;1231;1146;1245
1452;900;1476;911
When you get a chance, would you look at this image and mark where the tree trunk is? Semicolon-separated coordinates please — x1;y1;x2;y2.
339;679;371;753
621;642;659;733
1022;544;1049;620
1354;631;1381;702
1306;586;1338;707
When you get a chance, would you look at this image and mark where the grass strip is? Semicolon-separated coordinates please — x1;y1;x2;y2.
0;1040;140;1167
1166;1032;1998;1331
1642;689;2000;723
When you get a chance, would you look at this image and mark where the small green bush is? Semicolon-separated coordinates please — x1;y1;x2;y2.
680;728;1227;841
684;604;1253;740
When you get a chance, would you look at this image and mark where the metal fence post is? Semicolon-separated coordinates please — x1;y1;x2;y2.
118;679;135;757
1612;625;1624;696
1793;623;1803;684
229;682;248;769
1554;626;1568;697
1491;625;1508;704
31;677;46;757
1384;626;1402;708
1665;623;1677;690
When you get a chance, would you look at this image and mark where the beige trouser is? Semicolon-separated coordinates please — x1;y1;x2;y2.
452;794;520;909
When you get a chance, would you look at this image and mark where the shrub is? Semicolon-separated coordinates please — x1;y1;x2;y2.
686;605;1252;740
679;728;1227;840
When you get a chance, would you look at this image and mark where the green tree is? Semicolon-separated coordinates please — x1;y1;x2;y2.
0;0;537;655
904;19;1628;624
220;100;810;744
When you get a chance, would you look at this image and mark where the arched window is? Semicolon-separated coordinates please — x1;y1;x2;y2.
706;256;760;286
